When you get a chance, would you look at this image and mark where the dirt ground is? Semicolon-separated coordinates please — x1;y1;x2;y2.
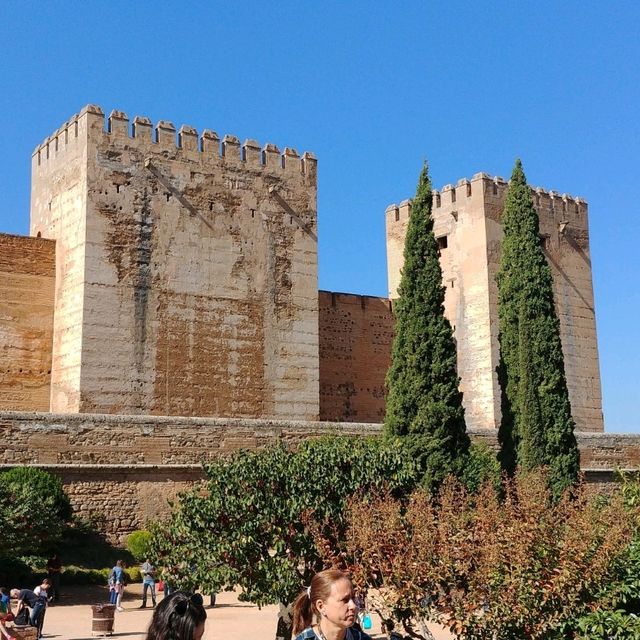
19;583;450;640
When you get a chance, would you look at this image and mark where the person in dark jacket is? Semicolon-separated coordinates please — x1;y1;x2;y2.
10;586;47;638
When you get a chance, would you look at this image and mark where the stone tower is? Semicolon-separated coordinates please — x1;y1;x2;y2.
31;105;319;419
385;172;604;432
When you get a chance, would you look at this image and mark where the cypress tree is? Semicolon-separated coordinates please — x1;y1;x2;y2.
384;163;469;490
496;159;580;498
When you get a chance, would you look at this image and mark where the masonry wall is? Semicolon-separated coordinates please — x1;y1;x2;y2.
318;290;394;422
31;106;319;420
386;173;603;431
0;234;55;411
0;411;635;542
0;411;381;541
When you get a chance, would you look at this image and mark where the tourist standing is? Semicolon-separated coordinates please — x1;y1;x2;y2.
291;569;371;640
139;559;157;608
109;560;127;612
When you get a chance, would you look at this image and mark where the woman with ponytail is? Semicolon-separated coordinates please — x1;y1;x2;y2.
291;570;371;640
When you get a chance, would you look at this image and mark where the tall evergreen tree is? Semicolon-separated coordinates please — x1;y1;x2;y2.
496;159;580;497
384;164;469;490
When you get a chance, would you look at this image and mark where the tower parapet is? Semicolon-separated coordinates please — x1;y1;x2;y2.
33;106;317;178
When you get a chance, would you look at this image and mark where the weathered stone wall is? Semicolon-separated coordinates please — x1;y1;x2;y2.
31;106;319;420
0;234;55;411
0;411;380;541
318;290;393;422
386;173;603;432
0;411;637;541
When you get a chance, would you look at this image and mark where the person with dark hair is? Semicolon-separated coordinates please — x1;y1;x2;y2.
145;591;206;640
46;554;62;603
291;569;371;640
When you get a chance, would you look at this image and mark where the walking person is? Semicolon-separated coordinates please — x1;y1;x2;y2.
291;569;371;640
139;558;157;609
145;592;206;640
46;554;62;603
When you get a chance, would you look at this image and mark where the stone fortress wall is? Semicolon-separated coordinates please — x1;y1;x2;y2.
0;105;628;541
386;173;603;432
0;234;55;411
1;410;637;542
30;106;319;420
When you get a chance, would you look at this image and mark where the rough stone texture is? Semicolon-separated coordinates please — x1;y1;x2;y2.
0;411;635;541
386;174;603;431
0;234;55;411
30;106;319;420
318;290;394;422
0;410;379;541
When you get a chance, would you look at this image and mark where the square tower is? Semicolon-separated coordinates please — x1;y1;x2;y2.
31;106;319;419
386;173;604;432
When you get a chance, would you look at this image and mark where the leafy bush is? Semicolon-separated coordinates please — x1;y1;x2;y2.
312;469;639;640
149;435;420;638
126;530;152;561
57;565;140;585
0;467;73;555
461;441;501;493
573;610;640;639
0;555;34;586
59;566;111;585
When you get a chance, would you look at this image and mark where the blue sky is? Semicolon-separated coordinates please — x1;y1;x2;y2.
0;1;638;431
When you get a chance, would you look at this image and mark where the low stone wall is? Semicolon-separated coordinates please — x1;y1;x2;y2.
1;411;638;541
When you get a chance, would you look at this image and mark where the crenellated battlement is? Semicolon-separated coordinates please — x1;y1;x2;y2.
386;172;588;221
33;105;317;177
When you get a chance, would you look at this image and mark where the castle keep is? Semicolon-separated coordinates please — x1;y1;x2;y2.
0;105;615;538
0;105;603;431
25;105;319;419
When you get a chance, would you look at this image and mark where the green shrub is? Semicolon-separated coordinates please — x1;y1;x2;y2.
0;467;73;555
57;565;140;585
574;610;640;639
126;567;142;583
0;555;34;586
59;566;110;586
1;467;72;519
126;530;152;561
461;441;501;493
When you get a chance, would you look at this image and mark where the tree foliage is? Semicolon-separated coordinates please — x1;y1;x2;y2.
496;159;579;498
148;436;420;639
312;470;638;640
0;467;72;555
384;163;469;489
